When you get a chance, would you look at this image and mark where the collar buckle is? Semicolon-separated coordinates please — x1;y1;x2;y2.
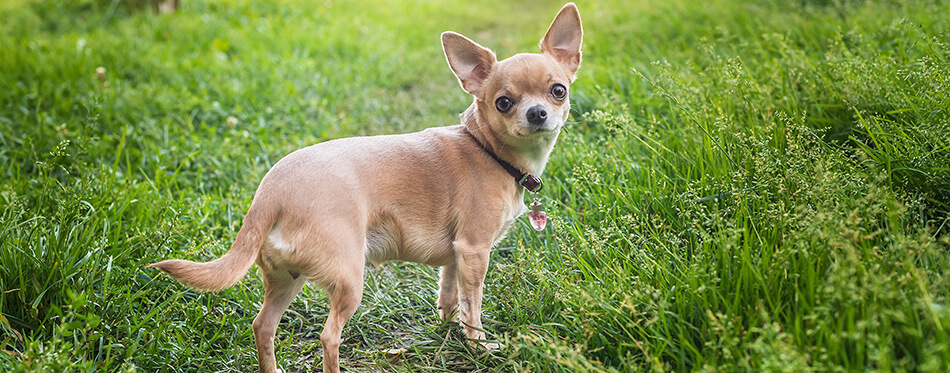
518;174;544;193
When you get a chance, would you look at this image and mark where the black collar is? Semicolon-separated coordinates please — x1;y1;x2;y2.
463;128;544;193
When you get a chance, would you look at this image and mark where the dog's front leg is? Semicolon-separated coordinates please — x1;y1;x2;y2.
437;263;459;322
454;240;497;348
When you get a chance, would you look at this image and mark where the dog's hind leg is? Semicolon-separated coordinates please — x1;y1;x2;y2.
253;270;306;373
319;270;364;373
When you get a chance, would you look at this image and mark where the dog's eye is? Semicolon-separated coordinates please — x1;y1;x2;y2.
550;84;567;100
495;96;513;113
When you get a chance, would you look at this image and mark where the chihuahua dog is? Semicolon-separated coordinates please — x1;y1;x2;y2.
150;3;582;372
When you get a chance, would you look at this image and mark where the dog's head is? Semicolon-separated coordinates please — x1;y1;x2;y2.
442;3;582;150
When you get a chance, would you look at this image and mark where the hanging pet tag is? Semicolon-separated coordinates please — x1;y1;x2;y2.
528;198;547;231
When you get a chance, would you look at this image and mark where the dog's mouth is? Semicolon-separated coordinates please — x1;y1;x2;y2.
514;123;561;138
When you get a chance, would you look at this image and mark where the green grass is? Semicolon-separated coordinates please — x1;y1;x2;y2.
2;0;949;371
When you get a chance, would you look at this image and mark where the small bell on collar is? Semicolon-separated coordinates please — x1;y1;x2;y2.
527;197;547;231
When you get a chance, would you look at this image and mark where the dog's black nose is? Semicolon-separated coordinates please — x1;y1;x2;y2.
526;105;547;125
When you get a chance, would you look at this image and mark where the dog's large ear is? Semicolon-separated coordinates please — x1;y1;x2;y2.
442;31;497;96
540;3;583;79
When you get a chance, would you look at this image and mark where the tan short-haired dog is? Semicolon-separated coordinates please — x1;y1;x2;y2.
150;3;582;372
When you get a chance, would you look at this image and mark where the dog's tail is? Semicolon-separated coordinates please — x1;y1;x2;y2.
148;201;277;292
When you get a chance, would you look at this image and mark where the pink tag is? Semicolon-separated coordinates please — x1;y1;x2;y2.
528;210;547;231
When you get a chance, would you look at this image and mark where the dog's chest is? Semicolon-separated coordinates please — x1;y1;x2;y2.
492;192;527;246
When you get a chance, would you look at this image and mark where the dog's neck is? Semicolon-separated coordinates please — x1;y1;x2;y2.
461;104;559;177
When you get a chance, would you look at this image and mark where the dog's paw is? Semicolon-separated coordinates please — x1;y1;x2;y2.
438;310;459;324
468;339;503;351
